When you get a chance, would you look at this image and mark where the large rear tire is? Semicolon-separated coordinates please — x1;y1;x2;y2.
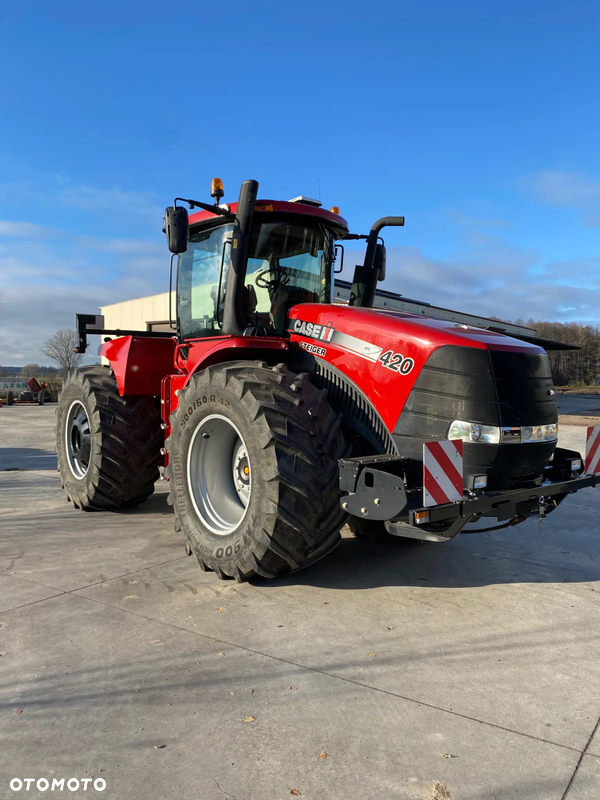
166;362;348;581
56;366;162;510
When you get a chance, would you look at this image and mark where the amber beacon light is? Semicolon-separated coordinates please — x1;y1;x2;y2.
211;178;225;201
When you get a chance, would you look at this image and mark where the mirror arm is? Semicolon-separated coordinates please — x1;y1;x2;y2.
174;197;234;218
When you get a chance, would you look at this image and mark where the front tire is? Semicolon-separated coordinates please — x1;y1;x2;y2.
166;362;348;581
56;366;162;510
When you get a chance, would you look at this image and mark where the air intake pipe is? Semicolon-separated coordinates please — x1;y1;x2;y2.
350;216;404;308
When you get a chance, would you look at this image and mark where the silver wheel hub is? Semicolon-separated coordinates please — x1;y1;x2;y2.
65;400;91;479
232;440;251;507
187;414;251;535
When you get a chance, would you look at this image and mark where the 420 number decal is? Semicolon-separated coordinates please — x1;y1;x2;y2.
378;350;415;375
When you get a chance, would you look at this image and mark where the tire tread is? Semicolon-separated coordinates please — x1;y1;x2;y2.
56;366;162;510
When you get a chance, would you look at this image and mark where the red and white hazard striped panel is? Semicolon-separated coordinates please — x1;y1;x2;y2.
423;439;464;507
585;426;600;475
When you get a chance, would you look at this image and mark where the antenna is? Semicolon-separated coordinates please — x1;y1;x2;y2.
317;178;321;204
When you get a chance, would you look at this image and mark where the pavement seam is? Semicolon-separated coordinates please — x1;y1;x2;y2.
0;592;66;613
70;589;591;757
63;555;189;592
0;555;188;604
561;716;600;798
3;571;66;593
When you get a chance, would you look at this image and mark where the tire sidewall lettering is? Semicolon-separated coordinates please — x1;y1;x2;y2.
180;394;230;430
171;377;257;563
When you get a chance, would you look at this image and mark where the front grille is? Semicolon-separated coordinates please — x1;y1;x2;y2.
490;350;557;426
393;345;558;489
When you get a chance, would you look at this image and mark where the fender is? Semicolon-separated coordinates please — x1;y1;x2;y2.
160;336;290;434
100;334;289;401
101;336;176;396
177;336;288;378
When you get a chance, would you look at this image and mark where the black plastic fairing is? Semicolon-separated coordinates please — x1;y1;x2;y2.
393;345;558;490
491;350;557;426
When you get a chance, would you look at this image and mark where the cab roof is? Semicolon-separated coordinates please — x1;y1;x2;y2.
189;199;349;235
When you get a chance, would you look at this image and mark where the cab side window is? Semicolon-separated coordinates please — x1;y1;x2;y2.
178;224;233;339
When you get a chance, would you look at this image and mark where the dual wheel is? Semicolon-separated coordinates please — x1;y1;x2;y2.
56;367;162;510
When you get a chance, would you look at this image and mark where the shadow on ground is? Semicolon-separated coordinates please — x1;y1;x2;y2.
0;447;57;471
249;532;600;592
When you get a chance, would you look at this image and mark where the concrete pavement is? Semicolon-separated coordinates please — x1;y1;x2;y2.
1;405;599;799
556;394;600;424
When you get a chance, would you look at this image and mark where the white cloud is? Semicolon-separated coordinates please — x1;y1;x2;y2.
444;209;511;230
0;219;169;364
0;177;163;223
0;177;171;365
57;183;162;219
77;236;165;255
530;170;600;204
0;181;46;204
383;245;600;326
0;220;60;238
527;170;600;226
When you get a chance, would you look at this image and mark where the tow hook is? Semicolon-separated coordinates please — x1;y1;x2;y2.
538;496;558;515
537;496;558;531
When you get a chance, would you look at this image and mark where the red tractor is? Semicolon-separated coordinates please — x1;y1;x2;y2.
56;178;598;581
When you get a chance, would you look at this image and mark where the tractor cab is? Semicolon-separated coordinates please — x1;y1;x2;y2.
166;180;349;343
164;178;404;344
177;197;347;341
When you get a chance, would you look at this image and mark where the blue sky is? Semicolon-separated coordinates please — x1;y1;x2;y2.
1;0;599;364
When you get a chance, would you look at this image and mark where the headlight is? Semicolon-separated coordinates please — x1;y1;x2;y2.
522;423;558;443
448;420;558;444
448;420;501;444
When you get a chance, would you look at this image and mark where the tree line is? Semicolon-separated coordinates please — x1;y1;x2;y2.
0;330;82;380
525;320;600;386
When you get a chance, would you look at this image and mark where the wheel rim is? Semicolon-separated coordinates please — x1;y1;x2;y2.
65;400;91;479
187;414;251;535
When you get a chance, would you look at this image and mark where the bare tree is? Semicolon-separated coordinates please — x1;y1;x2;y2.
21;363;41;377
42;330;83;375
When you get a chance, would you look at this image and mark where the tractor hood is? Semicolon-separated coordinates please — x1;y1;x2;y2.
288;303;558;489
287;303;545;432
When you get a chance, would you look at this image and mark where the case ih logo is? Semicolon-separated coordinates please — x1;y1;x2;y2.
289;317;415;374
289;319;335;342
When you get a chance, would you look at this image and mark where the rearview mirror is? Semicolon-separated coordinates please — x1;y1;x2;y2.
375;242;386;282
164;206;189;254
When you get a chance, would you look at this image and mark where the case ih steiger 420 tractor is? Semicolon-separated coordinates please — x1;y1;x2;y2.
57;178;599;581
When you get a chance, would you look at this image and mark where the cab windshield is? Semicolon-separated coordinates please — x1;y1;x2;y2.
178;217;334;339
